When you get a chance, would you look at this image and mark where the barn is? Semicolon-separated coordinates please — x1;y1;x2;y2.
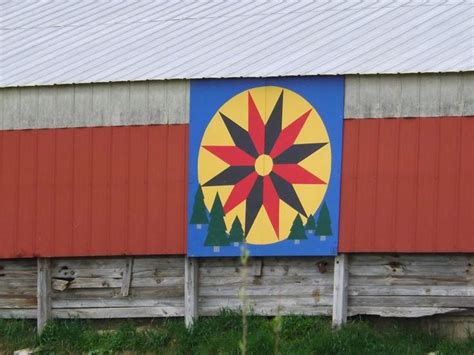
0;0;473;336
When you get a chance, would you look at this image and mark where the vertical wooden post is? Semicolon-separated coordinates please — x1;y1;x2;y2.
184;257;198;328
37;258;51;334
332;253;348;329
120;257;134;297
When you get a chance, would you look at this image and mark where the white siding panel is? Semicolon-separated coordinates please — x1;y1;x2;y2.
0;80;189;129
462;73;474;116
345;73;474;118
1;88;20;130
0;74;472;130
148;81;168;124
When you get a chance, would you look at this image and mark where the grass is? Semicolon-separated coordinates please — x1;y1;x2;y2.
0;311;473;354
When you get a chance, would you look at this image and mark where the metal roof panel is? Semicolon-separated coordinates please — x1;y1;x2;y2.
1;0;473;87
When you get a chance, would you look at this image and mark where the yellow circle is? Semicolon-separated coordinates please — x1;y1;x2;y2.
255;154;273;176
198;86;331;245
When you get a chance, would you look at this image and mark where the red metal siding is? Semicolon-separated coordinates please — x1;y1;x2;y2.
0;125;188;258
0;117;472;259
339;117;474;252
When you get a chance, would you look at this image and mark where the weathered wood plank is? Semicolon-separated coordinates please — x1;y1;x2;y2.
37;258;51;334
358;76;381;118
167;80;188;124
379;75;402;117
349;285;474;297
199;296;333;314
129;82;149;125
0;297;37;309
91;82;111;126
344;76;361;118
110;82;130;126
73;85;93;127
350;296;474;308
51;276;184;290
148;81;168;124
1;87;20;129
349;307;467;318
462;72;474;116
54;85;74;128
350;254;474;266
332;254;348;328
53;306;184;318
19;87;38;128
120;257;133;297
53;298;184;309
439;73;463;116
400;74;421;117
200;305;332;317
199;275;334;287
199;285;333;297
0;309;37;319
185;257;198;327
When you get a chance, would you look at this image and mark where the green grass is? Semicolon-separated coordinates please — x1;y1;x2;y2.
0;311;473;354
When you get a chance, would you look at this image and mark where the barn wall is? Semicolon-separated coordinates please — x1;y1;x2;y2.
0;73;472;258
1;255;472;321
345;72;474;118
0;80;189;129
1;73;473;131
0;117;472;258
0;125;187;259
339;117;474;252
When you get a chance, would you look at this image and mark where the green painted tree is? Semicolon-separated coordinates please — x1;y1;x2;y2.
190;185;208;228
204;193;230;251
305;214;316;234
287;214;307;244
315;202;332;240
228;216;245;246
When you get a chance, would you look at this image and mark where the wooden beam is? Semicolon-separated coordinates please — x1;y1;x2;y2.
184;257;198;328
120;257;134;297
332;253;348;329
37;258;51;334
253;258;263;277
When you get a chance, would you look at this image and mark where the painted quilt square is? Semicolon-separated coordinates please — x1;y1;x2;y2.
188;77;344;256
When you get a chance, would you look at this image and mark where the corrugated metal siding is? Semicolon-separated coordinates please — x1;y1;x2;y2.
0;124;188;259
1;74;473;131
1;1;473;87
1;117;473;258
339;116;474;253
0;81;189;130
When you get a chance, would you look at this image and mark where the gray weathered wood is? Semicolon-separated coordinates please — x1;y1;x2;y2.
185;257;198;327
0;80;190;129
1;254;473;322
120;257;134;297
332;254;348;328
37;258;51;334
345;73;474;118
1;73;472;131
253;258;263;277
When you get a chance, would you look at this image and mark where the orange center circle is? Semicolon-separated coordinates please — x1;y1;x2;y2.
254;154;273;176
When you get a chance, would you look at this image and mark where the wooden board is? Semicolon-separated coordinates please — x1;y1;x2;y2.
0;254;472;320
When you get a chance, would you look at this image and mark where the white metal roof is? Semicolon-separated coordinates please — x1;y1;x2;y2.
1;0;473;87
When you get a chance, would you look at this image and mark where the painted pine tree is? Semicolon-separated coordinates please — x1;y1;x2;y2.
190;185;208;229
228;216;245;247
315;202;332;241
305;214;316;234
287;214;307;245
204;193;229;252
